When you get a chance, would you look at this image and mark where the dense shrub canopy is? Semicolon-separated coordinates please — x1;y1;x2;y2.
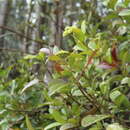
1;0;130;130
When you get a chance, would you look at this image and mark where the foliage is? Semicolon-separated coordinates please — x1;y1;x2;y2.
1;0;130;130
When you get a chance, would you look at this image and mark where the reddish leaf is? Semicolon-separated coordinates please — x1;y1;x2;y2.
111;45;118;62
98;61;117;69
85;50;97;67
54;63;64;72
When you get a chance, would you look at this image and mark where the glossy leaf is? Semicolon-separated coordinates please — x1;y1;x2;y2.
54;63;64;72
48;80;69;96
111;45;118;62
119;9;130;16
81;20;87;34
44;122;61;130
106;123;124;130
121;77;130;86
110;90;130;108
21;79;39;94
81;115;111;127
60;123;76;130
51;110;67;123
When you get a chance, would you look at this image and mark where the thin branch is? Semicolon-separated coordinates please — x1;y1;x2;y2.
68;68;100;112
66;54;101;112
67;93;89;110
0;47;36;54
0;25;44;44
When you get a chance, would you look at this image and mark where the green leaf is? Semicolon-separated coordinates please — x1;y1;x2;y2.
72;90;82;96
73;37;92;55
122;51;130;64
121;77;130;86
55;50;69;56
106;123;124;130
108;0;117;9
25;115;35;130
100;82;110;95
44;122;61;130
110;90;121;102
36;52;45;60
124;0;129;6
63;26;73;37
81;115;111;127
104;48;112;64
24;54;36;60
60;123;76;130
10;80;17;95
119;9;130;16
88;41;98;51
48;80;69;96
81;20;87;34
21;79;39;94
52;110;67;123
49;55;61;61
110;90;130;108
108;75;123;85
73;44;92;55
63;26;85;42
89;122;103;130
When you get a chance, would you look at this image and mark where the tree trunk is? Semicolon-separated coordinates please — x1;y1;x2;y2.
22;0;34;53
29;1;45;54
0;0;12;47
50;0;64;48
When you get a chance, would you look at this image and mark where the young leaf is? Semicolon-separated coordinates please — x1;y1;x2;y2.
54;63;64;73
36;52;45;60
63;26;85;42
97;62;117;69
111;45;118;62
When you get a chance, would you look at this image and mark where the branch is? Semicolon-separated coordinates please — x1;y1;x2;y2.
67;93;89;110
0;47;36;54
0;25;44;44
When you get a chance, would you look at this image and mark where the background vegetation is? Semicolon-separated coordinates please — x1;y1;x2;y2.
0;0;130;129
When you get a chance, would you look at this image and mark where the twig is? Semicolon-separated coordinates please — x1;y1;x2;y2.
65;52;101;112
67;93;89;110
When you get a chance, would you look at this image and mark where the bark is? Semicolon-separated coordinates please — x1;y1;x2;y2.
54;0;64;48
0;0;12;47
50;0;64;48
29;1;45;54
28;1;48;74
22;0;34;53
